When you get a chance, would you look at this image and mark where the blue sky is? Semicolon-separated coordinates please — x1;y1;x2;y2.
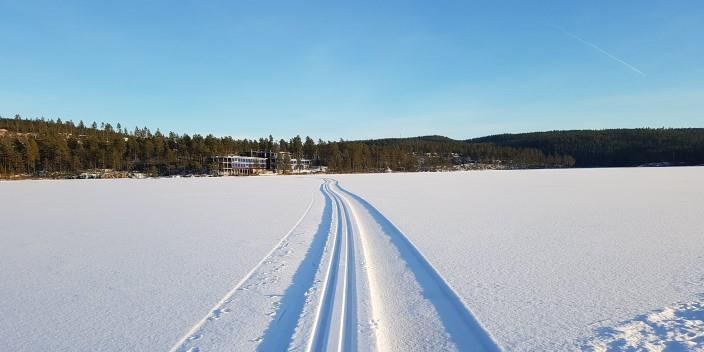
1;1;702;139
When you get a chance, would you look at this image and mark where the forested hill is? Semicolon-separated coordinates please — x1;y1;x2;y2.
470;129;704;167
1;115;702;178
0;116;573;177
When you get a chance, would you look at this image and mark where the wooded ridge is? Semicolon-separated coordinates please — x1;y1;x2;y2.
1;115;701;178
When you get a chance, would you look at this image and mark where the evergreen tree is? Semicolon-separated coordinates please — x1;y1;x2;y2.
1;116;702;178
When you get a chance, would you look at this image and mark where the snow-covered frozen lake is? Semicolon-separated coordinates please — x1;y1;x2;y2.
1;168;702;351
335;167;704;351
0;177;321;351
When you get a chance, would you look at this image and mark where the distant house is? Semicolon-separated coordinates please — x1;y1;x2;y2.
291;158;311;173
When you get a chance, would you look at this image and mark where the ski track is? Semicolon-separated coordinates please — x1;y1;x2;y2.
169;178;499;352
305;180;357;352
167;185;320;352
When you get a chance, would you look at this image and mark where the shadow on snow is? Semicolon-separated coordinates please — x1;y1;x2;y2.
336;182;501;352
256;183;333;351
309;181;358;351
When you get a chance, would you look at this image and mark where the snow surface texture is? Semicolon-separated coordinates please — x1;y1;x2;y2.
0;177;320;352
1;176;498;352
335;167;704;351
170;179;498;352
583;296;704;351
2;168;703;351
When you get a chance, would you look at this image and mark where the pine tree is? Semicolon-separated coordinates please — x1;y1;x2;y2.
25;137;39;174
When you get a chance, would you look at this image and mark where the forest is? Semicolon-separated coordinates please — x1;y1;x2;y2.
471;129;704;167
1;115;699;178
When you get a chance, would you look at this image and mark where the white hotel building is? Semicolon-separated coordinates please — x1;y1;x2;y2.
213;152;311;176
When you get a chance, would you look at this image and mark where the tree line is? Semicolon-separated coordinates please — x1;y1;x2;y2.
471;128;704;167
319;136;575;173
0;115;582;177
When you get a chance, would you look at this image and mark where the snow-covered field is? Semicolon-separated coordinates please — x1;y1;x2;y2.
0;177;321;351
335;167;704;351
1;168;703;351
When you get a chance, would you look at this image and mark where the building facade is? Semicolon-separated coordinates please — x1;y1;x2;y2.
213;155;267;175
212;151;312;176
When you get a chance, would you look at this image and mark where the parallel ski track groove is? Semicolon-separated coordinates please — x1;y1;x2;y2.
306;179;356;352
168;178;501;352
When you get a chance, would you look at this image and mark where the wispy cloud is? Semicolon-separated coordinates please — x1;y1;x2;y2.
554;25;646;77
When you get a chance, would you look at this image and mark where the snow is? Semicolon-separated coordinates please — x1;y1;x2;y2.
2;167;703;351
334;167;704;351
584;298;704;351
170;178;498;352
335;182;499;351
0;177;321;352
170;180;330;352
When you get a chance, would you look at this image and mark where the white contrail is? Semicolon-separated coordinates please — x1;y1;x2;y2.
554;25;646;77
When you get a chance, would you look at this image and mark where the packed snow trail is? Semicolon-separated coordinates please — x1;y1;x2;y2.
331;179;500;352
169;178;499;352
306;180;356;352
